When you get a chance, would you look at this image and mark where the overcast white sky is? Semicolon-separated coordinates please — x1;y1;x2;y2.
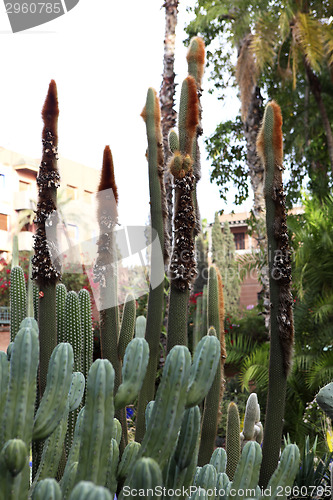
0;0;252;227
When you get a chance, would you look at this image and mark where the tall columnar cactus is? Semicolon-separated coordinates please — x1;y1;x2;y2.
135;88;167;443
94;147;128;447
186;36;205;236
0;319;81;499
27;253;34;319
78;288;94;385
32;80;61;397
64;291;83;455
9;266;27;342
256;101;294;487
56;283;67;344
74;359;115;488
225;402;241;480
198;266;223;466
167;75;199;353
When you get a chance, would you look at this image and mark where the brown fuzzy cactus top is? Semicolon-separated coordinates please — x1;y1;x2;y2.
32;80;61;285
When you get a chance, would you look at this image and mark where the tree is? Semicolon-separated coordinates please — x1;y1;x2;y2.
160;0;179;246
211;213;240;314
185;0;333;204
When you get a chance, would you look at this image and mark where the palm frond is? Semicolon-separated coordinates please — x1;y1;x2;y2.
251;13;277;70
238;343;270;392
293;13;325;73
306;350;333;390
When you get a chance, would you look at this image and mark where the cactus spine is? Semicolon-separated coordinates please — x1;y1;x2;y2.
32;80;61;397
256;102;294;487
136;88;167;442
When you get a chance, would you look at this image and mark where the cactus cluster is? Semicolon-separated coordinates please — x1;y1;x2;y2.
1;33;307;499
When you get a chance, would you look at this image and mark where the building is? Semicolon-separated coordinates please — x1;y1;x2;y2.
0;146;100;260
209;208;303;310
216;211;261;309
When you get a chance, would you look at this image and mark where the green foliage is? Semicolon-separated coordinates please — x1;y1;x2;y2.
289;194;333;352
212;215;240;314
207;117;248;205
0;252;30;307
288;435;332;498
185;0;333;206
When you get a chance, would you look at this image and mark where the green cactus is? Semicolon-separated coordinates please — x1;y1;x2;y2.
167;75;199;353
199;266;223;465
11;234;19;269
173;406;201;471
201;285;208;338
316;381;333;419
225;402;241;480
60;408;85;496
165;406;201;494
2;439;27;477
241;393;263;449
114;337;149;410
135;316;146;338
210;448;227;474
186;334;220;408
139;346;191;469
1;324;39;447
117;441;141;483
117;293;136;361
194;464;217;498
231;441;262;500
186;36;205;236
32;478;62;500
27;253;34;318
56;283;67;344
135;87;167;443
33;343;74;441
32;80;61;398
78;288;94;388
258;444;300;500
193;294;202;350
74;359;115;487
9;266;27;342
216;472;231;500
0;352;9;422
105;438;119;498
94;146;128;449
256;101;294;487
69;481;112;500
119;458;163;500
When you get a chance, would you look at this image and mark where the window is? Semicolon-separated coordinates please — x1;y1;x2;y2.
83;190;93;204
234;232;245;250
0;214;8;231
19;180;30;191
66;185;78;201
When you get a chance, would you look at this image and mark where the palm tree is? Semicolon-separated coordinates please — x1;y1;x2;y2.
160;0;179;246
251;3;333;172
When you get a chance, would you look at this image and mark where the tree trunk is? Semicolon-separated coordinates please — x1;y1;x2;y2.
159;0;179;247
236;35;269;327
304;60;333;175
243;85;270;327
